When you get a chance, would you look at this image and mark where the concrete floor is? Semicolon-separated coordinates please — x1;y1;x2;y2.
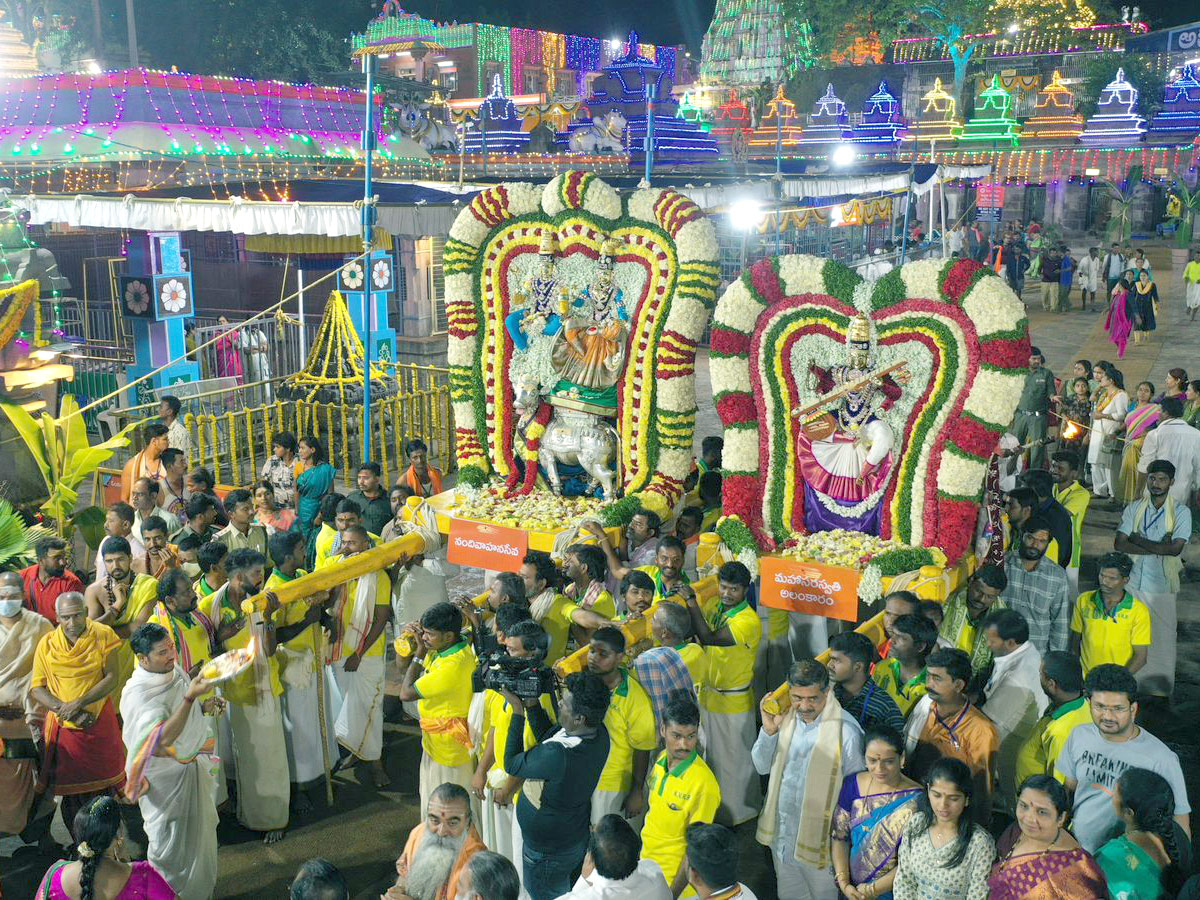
3;248;1199;897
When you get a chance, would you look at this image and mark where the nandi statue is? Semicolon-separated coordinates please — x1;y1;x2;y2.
568;110;627;154
393;100;459;152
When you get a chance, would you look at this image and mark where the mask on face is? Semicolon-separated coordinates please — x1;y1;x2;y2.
0;598;23;617
180;561;202;581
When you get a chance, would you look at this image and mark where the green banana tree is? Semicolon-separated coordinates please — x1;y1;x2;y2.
1098;165;1143;244
0;395;139;536
1167;178;1200;248
0;497;41;570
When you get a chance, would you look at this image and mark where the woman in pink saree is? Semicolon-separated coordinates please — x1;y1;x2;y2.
987;776;1107;900
1104;274;1135;359
214;315;244;384
37;796;176;898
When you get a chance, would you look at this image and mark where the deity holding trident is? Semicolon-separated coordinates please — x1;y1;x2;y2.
794;314;910;534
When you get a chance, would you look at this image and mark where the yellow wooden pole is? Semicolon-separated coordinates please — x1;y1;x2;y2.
239;530;427;615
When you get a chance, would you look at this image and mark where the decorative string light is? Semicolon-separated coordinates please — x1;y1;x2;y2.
1023;70;1084;141
891;21;1144;64
1147;63;1200;143
1080;68;1146;146
746;85;802;149
795;84;851;146
904;77;962;144
849;79;905;145
959;75;1021;147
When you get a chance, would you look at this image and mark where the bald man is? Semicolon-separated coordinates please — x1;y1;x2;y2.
29;593;126;839
0;572;52;836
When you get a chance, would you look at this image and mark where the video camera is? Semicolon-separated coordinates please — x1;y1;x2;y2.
472;652;557;701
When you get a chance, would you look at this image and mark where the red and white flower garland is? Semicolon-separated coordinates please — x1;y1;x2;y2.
443;172;719;518
710;255;1029;563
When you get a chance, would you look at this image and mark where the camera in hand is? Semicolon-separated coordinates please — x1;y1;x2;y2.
473;652;557;700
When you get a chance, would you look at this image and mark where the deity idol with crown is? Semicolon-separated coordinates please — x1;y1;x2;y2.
796;314;908;534
505;229;568;352
549;236;630;412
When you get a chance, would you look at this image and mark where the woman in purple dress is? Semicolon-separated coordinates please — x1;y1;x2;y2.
37;796;176;899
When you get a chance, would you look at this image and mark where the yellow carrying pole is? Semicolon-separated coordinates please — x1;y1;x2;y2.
238;531;427;615
553;575;719;677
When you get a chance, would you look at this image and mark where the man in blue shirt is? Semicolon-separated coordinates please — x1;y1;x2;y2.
1115;459;1191;699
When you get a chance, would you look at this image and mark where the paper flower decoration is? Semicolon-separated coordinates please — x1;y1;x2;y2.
124;280;150;315
342;261;364;290
372;260;391;289
160;279;187;312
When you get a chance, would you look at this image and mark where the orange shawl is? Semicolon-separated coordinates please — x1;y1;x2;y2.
402;465;443;498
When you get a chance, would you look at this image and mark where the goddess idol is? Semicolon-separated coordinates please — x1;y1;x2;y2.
795;314;908;535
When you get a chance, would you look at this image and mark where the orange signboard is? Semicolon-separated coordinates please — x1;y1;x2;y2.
758;556;860;622
447;519;529;573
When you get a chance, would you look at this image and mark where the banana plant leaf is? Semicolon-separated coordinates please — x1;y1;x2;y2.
70;506;108;552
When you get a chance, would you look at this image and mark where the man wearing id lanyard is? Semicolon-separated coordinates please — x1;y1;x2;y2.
902;648;997;826
1115;459;1191;700
826;632;905;734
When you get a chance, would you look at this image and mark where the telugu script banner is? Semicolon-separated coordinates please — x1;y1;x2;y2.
758;556;860;622
447;519;529;573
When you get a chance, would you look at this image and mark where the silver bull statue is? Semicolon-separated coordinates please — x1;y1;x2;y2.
515;380;620;500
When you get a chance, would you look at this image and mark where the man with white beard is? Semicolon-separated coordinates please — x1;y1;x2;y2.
121;623;223;900
384;782;485;900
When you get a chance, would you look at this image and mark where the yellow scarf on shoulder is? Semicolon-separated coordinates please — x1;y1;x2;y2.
756;691;846;868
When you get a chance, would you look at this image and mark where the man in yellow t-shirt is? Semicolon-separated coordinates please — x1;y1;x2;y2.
266;530;337;811
521;552;572;665
642;693;720;896
1051;450;1091;597
1015;651;1093;785
873;613;936;717
1069;552;1150;676
560;544;617;647
328;526;392;786
398;599;478;817
205;547;290;843
587;626;657;828
471;619;556;860
682;561;761;826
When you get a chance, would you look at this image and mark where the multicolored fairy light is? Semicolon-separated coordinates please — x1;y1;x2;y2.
959;75;1021;147
1022;70;1084;141
795;83;850;145
463;74;529;153
1080;68;1146;146
1148;63;1200;144
904;77;962;144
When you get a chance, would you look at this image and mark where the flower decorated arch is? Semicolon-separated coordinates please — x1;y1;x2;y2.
711;255;1029;562
443;172;720;518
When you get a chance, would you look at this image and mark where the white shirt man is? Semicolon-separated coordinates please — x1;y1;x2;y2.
979;609;1048;806
562;813;673;900
121;623;221;900
1138;409;1200;504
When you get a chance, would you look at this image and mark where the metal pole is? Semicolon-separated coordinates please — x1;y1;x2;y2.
297;268;307;362
361;53;377;463
480;101;488;178
899;160;915;265
643;81;656;184
775;92;782;177
125;0;139;67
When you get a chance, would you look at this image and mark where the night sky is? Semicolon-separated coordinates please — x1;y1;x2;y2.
403;0;1193;50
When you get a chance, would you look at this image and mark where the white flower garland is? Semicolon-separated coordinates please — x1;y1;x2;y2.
777;254;827;297
937;451;988;497
962;278;1026;336
858;564;884;604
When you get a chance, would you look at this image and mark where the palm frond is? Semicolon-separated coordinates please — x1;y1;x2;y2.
0;498;35;570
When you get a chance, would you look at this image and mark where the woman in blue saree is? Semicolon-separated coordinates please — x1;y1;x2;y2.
832;727;922;900
291;434;335;566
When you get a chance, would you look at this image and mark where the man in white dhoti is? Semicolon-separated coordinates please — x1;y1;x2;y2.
0;572;52;839
121;623;222;900
204;547;290;842
328;525;392;787
267;529;338;814
1115;459;1191;699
